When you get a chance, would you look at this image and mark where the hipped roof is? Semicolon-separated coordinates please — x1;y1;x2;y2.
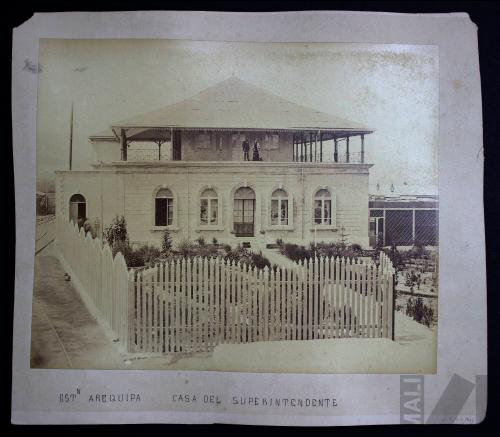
91;77;373;140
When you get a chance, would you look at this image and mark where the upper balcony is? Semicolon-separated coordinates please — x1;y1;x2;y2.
90;128;371;166
88;77;374;167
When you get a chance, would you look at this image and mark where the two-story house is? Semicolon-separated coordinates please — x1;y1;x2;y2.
56;77;374;248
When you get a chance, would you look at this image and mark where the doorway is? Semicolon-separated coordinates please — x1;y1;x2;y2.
69;194;86;223
233;187;255;237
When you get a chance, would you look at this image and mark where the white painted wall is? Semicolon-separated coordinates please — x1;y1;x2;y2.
56;163;370;249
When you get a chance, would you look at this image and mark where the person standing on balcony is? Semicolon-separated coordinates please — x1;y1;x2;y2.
252;140;262;161
242;137;250;161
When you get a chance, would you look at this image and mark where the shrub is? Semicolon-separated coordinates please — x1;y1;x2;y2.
406;297;434;327
161;230;172;254
281;243;311;262
135;244;161;267
212;237;218;245
103;215;128;247
276;238;284;246
126;249;146;268
250;251;271;269
195;236;206;246
196;243;219;258
177;239;195;257
111;240;131;259
350;243;363;254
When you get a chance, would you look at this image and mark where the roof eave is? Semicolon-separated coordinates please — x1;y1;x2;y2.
110;124;374;134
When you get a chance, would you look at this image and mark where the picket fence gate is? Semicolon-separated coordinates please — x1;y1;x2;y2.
56;218;395;355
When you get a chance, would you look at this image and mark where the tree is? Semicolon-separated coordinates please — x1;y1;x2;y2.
161;229;172;254
103;215;128;247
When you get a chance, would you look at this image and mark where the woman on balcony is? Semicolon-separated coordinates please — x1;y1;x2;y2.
252;140;262;161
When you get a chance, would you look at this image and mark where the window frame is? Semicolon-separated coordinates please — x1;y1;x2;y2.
270;188;289;226
312;188;337;229
266;186;294;230
200;188;219;226
152;187;178;231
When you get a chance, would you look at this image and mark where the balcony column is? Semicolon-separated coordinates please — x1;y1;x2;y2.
120;128;127;161
334;137;338;162
309;132;314;162
346;136;350;163
314;132;317;162
319;131;323;162
361;134;365;163
293;133;297;161
155;140;163;160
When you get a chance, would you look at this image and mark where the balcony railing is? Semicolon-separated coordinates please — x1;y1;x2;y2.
128;149;170;161
293;151;365;164
126;149;366;164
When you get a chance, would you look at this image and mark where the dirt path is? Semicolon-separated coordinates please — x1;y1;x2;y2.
31;249;129;369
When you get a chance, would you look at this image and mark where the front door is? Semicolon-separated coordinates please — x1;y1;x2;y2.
234;199;255;237
233;187;256;237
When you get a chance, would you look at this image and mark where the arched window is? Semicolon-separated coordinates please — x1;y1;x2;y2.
271;188;288;225
314;189;332;225
200;188;218;225
155;188;173;226
69;194;86;224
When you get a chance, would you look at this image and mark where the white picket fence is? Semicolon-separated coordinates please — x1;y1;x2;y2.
55;218;131;351
56;218;395;355
131;253;395;353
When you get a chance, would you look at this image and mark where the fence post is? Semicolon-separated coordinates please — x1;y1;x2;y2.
391;266;396;341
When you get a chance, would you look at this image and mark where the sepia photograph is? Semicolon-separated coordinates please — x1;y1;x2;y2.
32;39;439;373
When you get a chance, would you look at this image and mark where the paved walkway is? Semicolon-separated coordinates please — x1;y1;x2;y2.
31;245;128;369
260;247;297;269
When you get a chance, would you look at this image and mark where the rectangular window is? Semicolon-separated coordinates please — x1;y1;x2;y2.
314;200;322;224
280;199;288;225
370;209;384;217
210;199;218;224
243;201;254;223
314;199;331;225
271;199;279;225
155;198;173;226
323;199;331;224
272;198;289;225
234;199;244;223
200;199;208;224
415;209;438;245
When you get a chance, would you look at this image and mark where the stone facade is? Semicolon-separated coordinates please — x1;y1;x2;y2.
56;161;371;249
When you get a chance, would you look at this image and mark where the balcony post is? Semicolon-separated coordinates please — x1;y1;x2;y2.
156;140;163;160
346;136;350;163
314;132;317;162
319;131;323;162
309;132;312;162
120;128;127;161
334;137;338;162
361;134;365;163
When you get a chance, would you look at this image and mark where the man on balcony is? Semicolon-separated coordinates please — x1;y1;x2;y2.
242;137;250;161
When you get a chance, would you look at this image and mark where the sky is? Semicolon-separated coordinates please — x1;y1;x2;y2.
36;39;438;195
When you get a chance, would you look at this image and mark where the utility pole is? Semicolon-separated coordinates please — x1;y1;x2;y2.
69;102;74;170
